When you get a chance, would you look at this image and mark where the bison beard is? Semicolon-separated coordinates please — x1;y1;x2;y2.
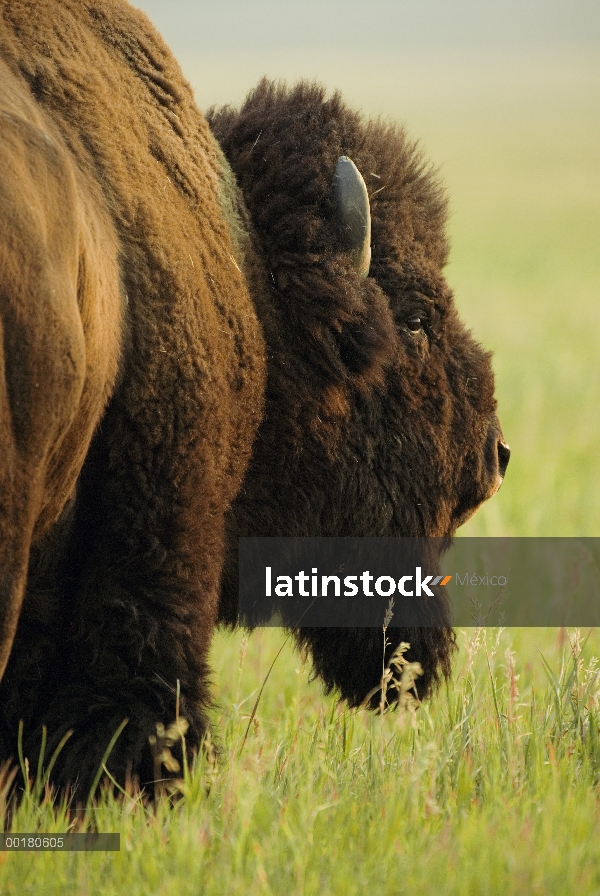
0;1;507;794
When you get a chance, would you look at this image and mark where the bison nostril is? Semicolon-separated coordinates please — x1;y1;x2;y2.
497;441;511;478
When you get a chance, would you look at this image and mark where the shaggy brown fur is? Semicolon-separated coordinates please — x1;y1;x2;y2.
210;80;506;704
0;0;264;790
0;2;506;794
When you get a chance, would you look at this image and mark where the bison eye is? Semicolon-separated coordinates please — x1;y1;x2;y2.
406;316;423;333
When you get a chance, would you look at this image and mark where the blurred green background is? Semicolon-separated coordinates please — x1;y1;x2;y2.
133;0;600;538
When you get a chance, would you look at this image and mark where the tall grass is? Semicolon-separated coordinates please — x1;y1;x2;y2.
3;627;600;894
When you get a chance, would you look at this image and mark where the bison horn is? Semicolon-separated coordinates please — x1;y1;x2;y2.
332;155;371;277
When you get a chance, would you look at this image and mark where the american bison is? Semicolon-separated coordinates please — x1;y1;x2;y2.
0;0;508;793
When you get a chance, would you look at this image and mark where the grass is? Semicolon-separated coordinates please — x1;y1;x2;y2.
3;627;600;894
1;49;599;894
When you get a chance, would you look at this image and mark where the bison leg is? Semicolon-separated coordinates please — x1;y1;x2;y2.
21;227;262;797
32;378;231;794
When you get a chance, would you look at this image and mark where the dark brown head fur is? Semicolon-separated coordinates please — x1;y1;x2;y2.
210;80;506;703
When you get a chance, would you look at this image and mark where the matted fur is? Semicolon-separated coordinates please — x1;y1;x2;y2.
0;5;504;793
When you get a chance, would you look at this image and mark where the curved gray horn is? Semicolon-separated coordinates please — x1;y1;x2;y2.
332;155;371;277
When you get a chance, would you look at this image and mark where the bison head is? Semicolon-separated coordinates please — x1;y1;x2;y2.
210;80;509;705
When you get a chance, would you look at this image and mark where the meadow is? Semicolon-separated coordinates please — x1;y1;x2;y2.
1;49;599;894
